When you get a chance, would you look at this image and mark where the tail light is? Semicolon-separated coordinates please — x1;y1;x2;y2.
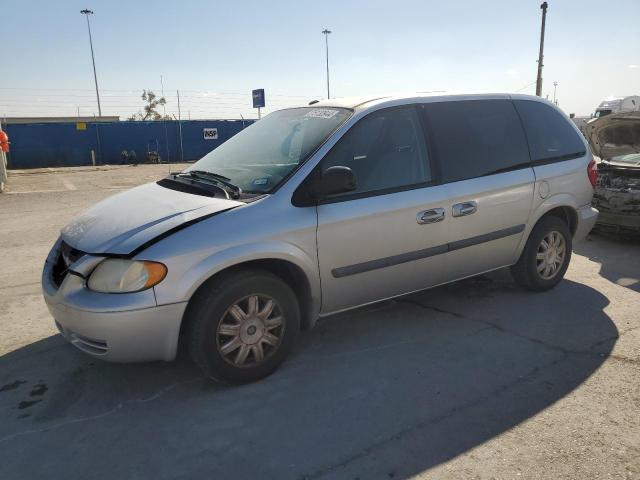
587;158;598;188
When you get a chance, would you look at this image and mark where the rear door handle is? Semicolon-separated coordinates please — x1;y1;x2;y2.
417;208;445;224
452;201;477;217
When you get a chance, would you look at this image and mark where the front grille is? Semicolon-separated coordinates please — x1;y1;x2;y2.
51;241;85;288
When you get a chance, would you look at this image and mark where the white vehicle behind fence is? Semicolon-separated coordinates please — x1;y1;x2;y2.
593;96;640;119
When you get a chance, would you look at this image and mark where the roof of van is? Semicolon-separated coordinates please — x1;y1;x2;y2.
307;92;543;110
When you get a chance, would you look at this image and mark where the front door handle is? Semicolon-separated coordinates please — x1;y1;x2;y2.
452;201;477;218
417;208;445;224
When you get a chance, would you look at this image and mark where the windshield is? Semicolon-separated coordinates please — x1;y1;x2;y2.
594;109;612;118
609;153;640;166
188;107;352;193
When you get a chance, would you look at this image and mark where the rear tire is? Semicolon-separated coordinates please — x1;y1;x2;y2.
511;216;572;291
187;268;300;384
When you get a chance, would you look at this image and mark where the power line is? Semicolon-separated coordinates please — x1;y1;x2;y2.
0;87;319;97
0;86;322;119
514;81;537;93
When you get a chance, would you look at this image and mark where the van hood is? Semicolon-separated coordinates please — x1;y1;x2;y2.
61;182;243;255
585;111;640;161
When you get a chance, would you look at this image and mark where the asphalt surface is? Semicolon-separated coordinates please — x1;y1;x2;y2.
0;164;638;480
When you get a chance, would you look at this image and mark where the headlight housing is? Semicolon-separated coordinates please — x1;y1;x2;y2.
87;259;167;293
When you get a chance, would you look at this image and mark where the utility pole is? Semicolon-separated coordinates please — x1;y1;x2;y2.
160;75;170;162
80;9;102;116
535;2;548;97
553;81;558;104
177;90;184;162
322;29;332;99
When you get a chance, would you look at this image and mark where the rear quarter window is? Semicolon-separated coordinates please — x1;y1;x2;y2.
513;100;586;163
423;100;531;183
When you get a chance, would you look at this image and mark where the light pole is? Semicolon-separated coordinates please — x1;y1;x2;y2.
80;9;102;116
535;2;548;97
553;81;558;104
322;29;332;99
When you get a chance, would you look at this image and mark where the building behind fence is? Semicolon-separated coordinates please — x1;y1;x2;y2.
2;118;255;169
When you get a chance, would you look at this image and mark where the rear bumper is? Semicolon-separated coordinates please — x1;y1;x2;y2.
47;300;187;362
574;205;599;242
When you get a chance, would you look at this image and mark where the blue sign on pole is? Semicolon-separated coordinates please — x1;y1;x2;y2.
252;89;265;108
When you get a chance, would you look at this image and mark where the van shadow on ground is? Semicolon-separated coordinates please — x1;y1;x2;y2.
0;273;617;480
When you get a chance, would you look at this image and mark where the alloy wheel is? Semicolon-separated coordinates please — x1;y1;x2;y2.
536;230;567;280
216;294;285;368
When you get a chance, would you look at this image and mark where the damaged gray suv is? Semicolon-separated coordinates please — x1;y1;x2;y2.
43;94;598;383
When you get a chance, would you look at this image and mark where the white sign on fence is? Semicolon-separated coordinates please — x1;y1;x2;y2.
203;128;218;140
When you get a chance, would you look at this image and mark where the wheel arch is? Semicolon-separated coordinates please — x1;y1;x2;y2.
516;194;580;259
178;244;321;337
540;205;578;236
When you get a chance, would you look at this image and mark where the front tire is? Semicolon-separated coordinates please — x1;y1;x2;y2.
187;269;300;384
511;216;572;291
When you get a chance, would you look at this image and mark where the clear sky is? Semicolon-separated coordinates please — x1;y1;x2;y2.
1;0;639;119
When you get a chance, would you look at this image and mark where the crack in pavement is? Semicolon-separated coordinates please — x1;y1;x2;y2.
0;377;201;445
292;325;494;364
395;298;632;361
302;351;570;480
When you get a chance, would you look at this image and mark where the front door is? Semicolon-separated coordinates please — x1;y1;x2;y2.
315;105;450;314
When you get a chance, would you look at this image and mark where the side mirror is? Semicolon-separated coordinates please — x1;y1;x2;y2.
312;166;357;197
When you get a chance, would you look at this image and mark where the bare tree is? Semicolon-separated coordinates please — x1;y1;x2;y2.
128;90;170;121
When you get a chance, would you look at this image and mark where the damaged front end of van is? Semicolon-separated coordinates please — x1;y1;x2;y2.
586;112;640;233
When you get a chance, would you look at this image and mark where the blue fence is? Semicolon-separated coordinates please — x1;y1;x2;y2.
4;119;254;169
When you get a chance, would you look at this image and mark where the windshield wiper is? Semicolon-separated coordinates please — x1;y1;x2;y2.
189;170;232;182
175;170;242;199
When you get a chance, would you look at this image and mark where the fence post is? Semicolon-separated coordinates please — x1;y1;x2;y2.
177;90;184;162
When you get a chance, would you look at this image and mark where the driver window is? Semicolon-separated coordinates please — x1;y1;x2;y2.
320;106;431;195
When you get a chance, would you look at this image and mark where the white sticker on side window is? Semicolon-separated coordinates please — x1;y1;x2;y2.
305;108;339;119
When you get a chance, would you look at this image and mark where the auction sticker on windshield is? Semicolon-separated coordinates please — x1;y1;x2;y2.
305;109;339;119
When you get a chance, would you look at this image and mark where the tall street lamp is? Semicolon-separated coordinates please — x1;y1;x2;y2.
322;29;332;99
80;9;102;116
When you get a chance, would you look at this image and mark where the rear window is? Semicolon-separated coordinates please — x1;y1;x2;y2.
513;100;586;163
423;100;531;183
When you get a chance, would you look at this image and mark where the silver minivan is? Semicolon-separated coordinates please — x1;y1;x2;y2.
42;93;599;383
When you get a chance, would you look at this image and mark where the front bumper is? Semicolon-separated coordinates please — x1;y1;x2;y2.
595;211;640;231
47;300;186;362
574;204;599;242
42;242;186;362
